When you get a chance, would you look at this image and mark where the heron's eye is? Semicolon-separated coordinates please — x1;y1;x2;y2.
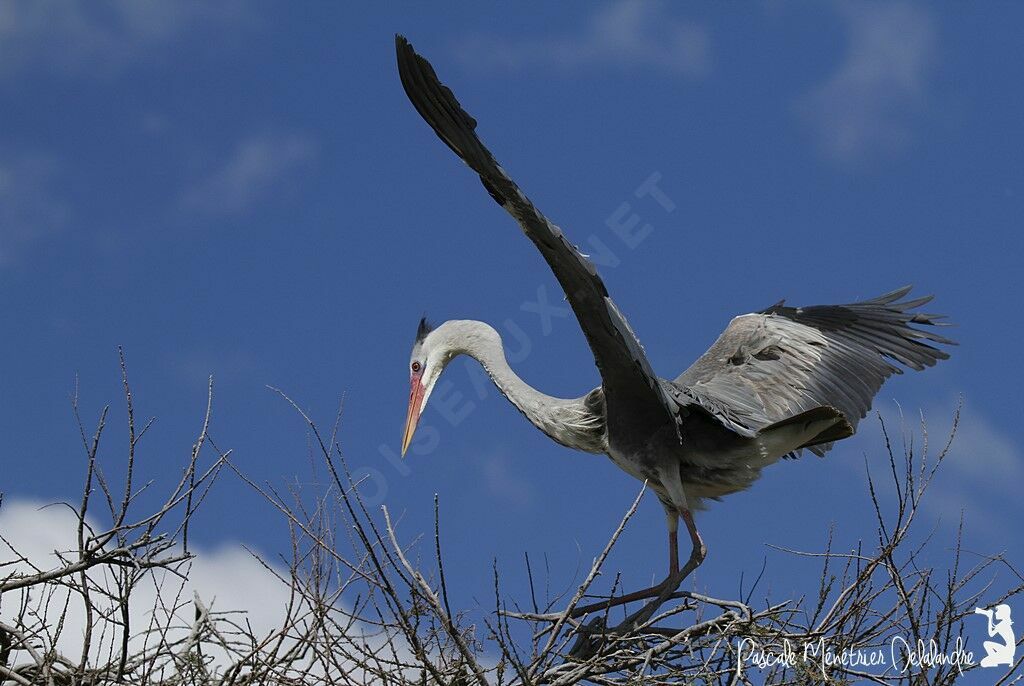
411;361;421;373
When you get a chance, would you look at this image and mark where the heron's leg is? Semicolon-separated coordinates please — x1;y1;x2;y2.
680;507;707;567
568;506;680;618
659;469;705;572
599;508;707;633
605;475;707;629
667;506;680;576
568;506;704;658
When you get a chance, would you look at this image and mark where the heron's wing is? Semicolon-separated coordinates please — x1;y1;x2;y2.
668;287;954;455
396;36;678;436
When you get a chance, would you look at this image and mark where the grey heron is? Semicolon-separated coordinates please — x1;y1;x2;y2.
395;36;953;617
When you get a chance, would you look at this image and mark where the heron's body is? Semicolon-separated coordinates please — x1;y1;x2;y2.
394;36;953;615
435;320;854;512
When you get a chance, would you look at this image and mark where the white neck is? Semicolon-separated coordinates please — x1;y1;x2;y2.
432;320;606;453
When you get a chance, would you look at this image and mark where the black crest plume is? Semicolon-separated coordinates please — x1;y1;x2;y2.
416;316;433;343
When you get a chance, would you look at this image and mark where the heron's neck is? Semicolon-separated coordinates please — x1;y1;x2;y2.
452;321;565;416
444;320;604;453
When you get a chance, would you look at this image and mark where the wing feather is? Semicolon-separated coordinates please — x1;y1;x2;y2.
670;288;953;454
396;35;678;437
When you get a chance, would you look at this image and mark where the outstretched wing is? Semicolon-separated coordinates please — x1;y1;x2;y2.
669;287;953;455
396;35;678;438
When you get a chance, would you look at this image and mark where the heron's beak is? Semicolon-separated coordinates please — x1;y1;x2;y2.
402;372;426;457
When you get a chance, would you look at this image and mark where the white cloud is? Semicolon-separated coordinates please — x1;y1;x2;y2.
181;133;317;216
173;347;256;388
795;1;935;164
0;498;292;667
456;0;710;76
0;0;247;79
141;112;170;135
935;407;1021;485
0;153;66;266
918;404;1021;542
0;497;419;678
478;451;536;508
856;400;1021;545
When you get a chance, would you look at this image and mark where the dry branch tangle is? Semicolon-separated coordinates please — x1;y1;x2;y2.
1;372;1021;685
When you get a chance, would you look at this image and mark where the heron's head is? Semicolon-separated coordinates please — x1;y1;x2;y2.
402;317;454;456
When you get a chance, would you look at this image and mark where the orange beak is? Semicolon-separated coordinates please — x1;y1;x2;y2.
401;372;426;457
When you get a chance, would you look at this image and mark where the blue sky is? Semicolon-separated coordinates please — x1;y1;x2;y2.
1;2;1022;679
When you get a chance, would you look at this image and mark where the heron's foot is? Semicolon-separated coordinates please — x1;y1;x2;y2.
567;572;685;660
567;617;607;659
568;548;707;659
568;575;678;618
569;541;706;619
611;547;705;632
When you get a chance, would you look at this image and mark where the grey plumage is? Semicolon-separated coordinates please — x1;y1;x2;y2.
396;35;954;592
669;286;953;456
